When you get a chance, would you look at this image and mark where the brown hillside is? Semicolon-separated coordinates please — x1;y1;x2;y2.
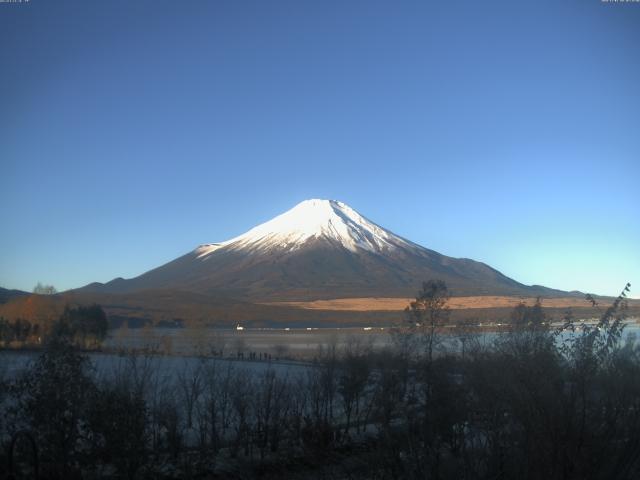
1;291;638;329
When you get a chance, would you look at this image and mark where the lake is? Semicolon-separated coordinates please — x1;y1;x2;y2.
3;321;638;379
103;320;640;357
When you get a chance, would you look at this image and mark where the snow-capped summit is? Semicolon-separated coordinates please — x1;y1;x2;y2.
81;199;565;301
196;199;416;258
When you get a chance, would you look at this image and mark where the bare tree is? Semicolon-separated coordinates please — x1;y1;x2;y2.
273;343;289;360
177;360;203;430
338;348;371;436
253;368;291;458
405;280;450;364
33;282;57;295
230;372;253;458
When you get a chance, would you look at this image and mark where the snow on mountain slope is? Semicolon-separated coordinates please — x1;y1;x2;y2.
79;199;572;300
196;199;417;258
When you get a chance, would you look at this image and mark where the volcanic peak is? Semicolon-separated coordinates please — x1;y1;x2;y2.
195;199;415;257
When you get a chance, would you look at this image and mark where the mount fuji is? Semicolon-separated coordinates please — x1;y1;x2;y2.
80;199;567;301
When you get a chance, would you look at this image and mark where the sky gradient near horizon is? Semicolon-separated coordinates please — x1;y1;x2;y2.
1;0;639;298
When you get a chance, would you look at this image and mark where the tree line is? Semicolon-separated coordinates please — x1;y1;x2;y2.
1;281;639;479
0;304;108;349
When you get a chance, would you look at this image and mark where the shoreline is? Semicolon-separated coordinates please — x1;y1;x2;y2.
2;318;638;360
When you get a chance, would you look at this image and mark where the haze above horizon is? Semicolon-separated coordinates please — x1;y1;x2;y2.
1;1;638;297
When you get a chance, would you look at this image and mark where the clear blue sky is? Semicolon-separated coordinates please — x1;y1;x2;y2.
1;0;638;298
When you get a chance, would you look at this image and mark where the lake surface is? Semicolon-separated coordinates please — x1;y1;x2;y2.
104;326;393;356
103;320;640;357
3;321;638;379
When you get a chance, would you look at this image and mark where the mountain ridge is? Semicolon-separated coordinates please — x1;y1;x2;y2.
0;286;29;304
78;199;577;301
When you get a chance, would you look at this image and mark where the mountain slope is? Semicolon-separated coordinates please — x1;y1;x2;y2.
79;199;571;300
0;286;29;304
